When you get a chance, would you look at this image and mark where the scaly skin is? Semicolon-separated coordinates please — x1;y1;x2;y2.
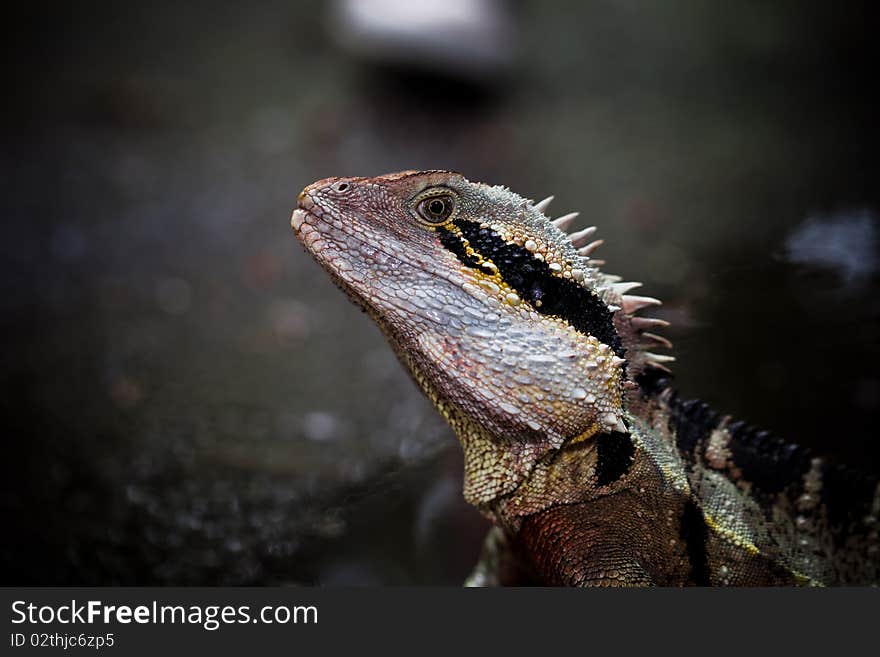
291;170;880;586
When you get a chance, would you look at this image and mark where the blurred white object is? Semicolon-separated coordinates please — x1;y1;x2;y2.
330;0;516;79
784;210;877;284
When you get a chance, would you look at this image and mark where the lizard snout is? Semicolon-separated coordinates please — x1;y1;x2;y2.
291;184;317;233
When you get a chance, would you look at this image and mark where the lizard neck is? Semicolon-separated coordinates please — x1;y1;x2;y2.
380;312;636;510
472;376;680;531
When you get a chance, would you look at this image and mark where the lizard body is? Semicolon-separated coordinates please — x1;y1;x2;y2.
291;170;880;586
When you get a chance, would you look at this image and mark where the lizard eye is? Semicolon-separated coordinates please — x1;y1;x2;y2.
417;195;455;225
331;181;351;193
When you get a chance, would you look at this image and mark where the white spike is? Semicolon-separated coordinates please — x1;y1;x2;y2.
569;226;598;248
552;212;580;231
602;274;622;283
612;356;626;366
645;361;673;373
621;295;662;314
578;239;604;256
611;281;643;295
607;304;621;312
588;259;606;267
645;353;676;363
642;332;673;349
533;196;554;214
630;317;670;330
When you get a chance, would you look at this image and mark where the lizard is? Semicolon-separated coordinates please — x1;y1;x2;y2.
290;170;880;586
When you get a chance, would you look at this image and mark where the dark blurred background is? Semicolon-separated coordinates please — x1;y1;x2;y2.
2;0;878;585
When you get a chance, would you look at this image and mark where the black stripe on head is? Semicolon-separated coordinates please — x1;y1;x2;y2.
437;228;496;276
449;218;624;357
680;499;711;585
594;431;635;486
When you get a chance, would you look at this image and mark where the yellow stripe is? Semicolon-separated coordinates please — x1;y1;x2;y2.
703;512;761;556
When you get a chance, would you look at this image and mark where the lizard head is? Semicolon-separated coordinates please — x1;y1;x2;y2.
292;170;672;502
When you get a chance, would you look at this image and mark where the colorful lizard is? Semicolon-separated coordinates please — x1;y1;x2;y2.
291;170;879;586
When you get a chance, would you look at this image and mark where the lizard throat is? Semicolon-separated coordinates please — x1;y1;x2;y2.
439;218;625;358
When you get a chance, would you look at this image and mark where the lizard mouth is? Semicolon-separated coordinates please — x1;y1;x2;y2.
289;206;321;252
290;208;307;232
290;191;326;254
290;187;315;235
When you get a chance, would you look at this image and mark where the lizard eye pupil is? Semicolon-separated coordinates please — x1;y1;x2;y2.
417;195;454;224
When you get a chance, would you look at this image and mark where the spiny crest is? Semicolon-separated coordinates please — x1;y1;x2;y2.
528;194;675;378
